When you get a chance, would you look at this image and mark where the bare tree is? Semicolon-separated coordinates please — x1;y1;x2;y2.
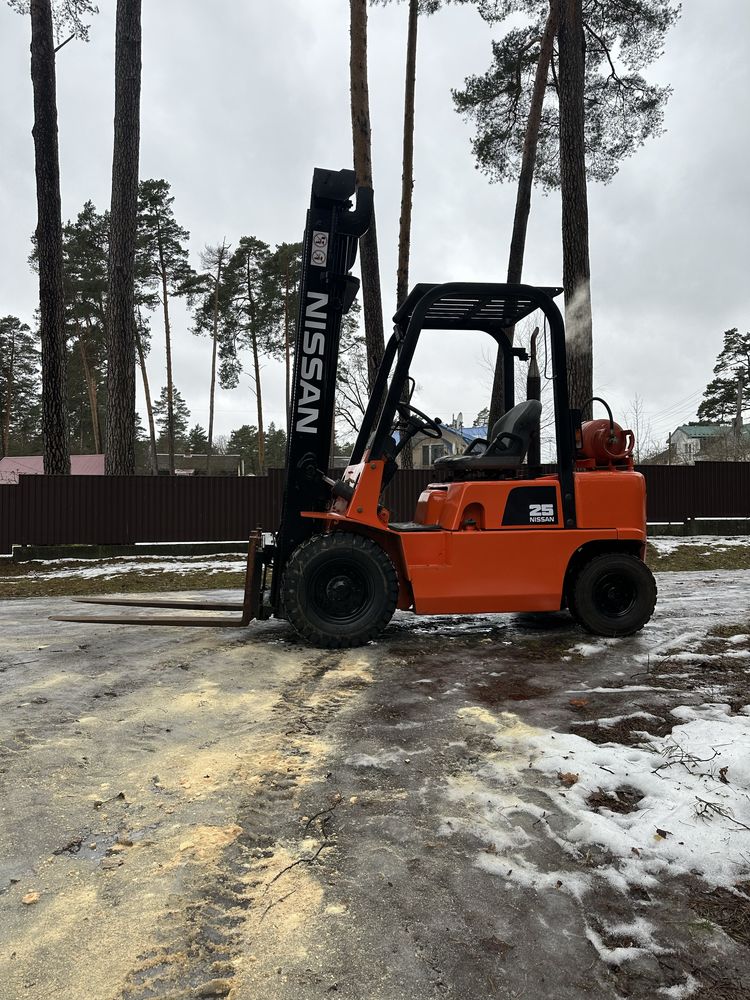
626;393;656;464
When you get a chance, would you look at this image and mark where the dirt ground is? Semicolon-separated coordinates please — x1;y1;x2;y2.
2;571;750;1000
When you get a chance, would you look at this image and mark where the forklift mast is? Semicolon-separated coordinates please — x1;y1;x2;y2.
270;168;373;611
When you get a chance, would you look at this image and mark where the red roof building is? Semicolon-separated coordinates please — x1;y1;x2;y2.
0;455;106;484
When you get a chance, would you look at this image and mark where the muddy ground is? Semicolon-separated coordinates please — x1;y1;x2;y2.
2;572;750;999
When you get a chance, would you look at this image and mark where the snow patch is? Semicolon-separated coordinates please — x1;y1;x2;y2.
443;709;750;890
658;974;699;998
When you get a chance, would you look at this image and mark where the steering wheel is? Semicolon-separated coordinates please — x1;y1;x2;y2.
396;401;443;440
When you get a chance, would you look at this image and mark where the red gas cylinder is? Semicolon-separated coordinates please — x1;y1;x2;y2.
578;419;635;467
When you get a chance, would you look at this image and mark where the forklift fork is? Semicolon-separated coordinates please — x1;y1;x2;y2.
51;531;266;628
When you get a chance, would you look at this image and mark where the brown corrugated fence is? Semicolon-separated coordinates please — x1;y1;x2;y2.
1;463;749;555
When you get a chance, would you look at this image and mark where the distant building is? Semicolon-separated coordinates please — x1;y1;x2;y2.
151;453;245;476
0;454;105;484
669;423;750;464
409;424;489;469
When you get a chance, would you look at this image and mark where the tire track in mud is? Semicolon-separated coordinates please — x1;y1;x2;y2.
119;647;371;1000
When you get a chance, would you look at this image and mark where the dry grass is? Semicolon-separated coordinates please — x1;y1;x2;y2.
647;540;750;572
0;559;245;600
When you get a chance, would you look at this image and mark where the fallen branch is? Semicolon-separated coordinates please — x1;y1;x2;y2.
267;841;335;887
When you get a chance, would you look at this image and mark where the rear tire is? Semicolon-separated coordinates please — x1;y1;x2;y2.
572;553;656;638
282;533;398;649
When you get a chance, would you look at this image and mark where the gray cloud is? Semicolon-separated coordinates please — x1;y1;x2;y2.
1;0;748;451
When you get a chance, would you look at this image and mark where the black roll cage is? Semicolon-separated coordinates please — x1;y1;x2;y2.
351;282;578;529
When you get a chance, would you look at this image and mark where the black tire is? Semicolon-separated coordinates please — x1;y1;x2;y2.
571;553;657;638
282;533;399;649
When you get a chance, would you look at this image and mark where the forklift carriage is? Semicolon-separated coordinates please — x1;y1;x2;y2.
57;167;656;647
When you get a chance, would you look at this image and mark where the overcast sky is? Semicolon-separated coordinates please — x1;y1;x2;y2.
1;0;749;453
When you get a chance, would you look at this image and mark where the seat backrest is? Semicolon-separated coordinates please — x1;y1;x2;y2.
487;400;542;457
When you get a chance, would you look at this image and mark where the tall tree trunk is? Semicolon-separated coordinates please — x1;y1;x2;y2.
284;259;291;421
206;252;224;476
246;269;265;474
106;0;142;475
134;317;158;474
350;0;385;392
77;329;101;452
156;220;176;473
1;330;14;456
395;0;420;470
733;371;744;460
251;328;265;474
30;0;70;474
558;0;593;417
396;0;418;310
488;2;557;431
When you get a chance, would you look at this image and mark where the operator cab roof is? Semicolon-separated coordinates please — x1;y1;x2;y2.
393;282;564;332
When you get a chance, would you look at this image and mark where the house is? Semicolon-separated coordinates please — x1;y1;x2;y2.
151;453;245;476
0;454;105;484
669;423;750;464
410;422;490;469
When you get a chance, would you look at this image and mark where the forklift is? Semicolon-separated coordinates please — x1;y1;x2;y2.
58;167;656;647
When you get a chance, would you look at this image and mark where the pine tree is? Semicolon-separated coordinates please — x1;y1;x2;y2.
350;0;386;391
223;238;283;475
267;241;302;419
8;1;98;471
134;307;158;474
370;0;451;467
0;317;42;456
190;240;232;474
698;329;750;426
27;0;67;472
153;385;190;452
453;0;679;421
557;0;591;413
227;424;259;475
61;201;108;453
264;422;287;468
137;179;194;473
106;0;142;475
186;423;208;453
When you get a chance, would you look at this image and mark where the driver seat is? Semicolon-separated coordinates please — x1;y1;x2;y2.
434;400;542;471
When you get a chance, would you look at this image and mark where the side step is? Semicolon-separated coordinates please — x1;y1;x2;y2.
51;531;266;628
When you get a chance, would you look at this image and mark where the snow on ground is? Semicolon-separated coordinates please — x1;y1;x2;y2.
649;533;750;555
441;699;750;895
0;554;246;581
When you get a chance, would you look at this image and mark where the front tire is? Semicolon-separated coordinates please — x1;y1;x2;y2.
282;533;398;649
571;553;656;637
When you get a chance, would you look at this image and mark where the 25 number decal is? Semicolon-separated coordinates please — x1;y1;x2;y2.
529;503;554;518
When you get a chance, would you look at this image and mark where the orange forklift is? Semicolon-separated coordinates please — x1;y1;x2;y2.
59;167;656;647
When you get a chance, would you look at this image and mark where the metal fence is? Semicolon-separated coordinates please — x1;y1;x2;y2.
1;463;749;555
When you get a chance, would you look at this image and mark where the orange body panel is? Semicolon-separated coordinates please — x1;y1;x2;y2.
304;461;647;616
399;528;620;613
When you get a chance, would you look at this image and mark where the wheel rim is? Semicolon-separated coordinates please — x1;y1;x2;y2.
592;571;637;619
309;558;374;625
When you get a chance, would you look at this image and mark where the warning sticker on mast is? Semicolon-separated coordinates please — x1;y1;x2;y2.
311;230;329;267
